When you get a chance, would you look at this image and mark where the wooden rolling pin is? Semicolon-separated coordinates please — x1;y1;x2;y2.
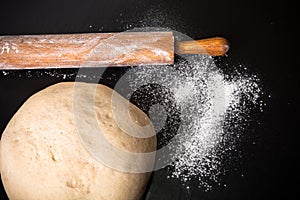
0;32;229;69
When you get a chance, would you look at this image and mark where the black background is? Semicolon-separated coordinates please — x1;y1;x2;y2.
0;0;297;199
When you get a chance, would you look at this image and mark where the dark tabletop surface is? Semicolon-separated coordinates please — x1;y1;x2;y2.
0;0;297;199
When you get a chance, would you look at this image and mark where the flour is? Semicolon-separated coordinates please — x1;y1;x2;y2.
123;55;262;190
151;49;172;61
0;42;19;54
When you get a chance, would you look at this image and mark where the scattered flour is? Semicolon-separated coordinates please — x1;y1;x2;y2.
125;55;263;190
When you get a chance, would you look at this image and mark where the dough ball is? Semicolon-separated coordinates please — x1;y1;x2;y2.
0;82;156;200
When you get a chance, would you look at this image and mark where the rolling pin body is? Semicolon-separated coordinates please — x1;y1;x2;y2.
0;32;229;69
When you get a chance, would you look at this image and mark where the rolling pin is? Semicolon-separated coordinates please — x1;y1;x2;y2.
0;32;229;69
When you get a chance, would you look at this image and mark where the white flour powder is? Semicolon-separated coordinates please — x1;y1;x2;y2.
125;55;262;190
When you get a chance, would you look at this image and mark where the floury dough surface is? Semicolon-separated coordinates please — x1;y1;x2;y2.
0;82;156;200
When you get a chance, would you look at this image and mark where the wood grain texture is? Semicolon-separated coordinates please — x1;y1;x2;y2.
0;32;174;69
176;37;229;56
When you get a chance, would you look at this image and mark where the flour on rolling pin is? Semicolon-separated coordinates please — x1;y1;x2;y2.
0;42;19;54
0;32;174;69
82;32;174;67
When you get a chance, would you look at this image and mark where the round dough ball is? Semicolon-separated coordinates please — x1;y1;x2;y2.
0;82;156;200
